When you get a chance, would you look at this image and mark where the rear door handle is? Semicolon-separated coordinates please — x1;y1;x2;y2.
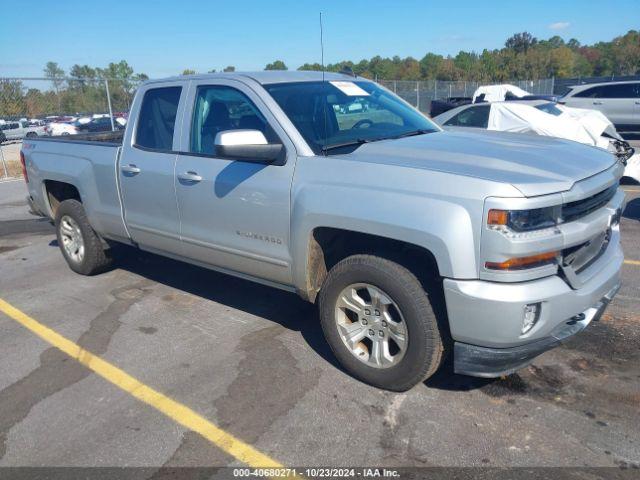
177;171;202;183
592;101;603;105
121;164;141;175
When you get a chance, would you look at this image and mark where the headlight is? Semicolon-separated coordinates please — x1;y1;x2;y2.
488;207;558;232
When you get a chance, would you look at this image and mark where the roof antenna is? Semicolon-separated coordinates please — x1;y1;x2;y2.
320;12;328;155
320;12;325;83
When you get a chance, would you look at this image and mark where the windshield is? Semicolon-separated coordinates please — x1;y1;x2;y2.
264;80;439;154
534;102;563;116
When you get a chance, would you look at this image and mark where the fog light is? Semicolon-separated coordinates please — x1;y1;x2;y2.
522;303;540;334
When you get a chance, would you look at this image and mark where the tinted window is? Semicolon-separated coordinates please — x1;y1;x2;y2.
136;87;182;151
574;86;602;98
444;105;490;128
264;81;438;154
190;85;272;155
574;83;638;99
535;102;563;116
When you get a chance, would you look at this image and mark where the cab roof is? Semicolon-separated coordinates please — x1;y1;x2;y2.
144;71;364;86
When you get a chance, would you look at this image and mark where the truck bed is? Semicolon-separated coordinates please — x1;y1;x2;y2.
24;130;129;242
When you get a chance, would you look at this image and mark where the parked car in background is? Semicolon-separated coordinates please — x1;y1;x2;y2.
433;101;637;182
430;85;559;117
77;116;121;133
560;81;640;132
21;71;624;391
45;122;79;136
429;97;472;117
0;120;46;140
472;84;559;103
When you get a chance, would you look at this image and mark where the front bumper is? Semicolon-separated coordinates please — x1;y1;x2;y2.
444;229;623;377
453;283;619;377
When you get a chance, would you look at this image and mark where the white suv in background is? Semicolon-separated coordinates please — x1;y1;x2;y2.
561;81;640;132
0;120;46;141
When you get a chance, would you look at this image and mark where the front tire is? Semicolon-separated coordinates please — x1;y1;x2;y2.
319;255;446;391
55;199;112;275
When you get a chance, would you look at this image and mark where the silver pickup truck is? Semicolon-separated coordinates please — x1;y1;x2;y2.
21;71;625;391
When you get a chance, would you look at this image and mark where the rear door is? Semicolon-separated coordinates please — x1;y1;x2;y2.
118;82;187;255
174;79;297;285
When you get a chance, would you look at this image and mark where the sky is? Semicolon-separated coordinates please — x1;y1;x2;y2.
1;0;639;78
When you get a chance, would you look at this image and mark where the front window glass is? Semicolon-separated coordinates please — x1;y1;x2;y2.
190;85;274;155
444;105;490;128
574;86;604;98
264;81;438;154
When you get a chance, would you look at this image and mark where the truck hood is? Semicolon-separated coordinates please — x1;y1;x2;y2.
346;130;617;197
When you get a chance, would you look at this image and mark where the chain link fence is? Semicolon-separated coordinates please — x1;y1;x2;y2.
553;74;640;96
0;77;140;122
379;78;555;112
1;77;144;178
1;76;557;124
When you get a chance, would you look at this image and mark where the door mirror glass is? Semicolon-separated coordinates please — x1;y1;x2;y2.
214;129;283;162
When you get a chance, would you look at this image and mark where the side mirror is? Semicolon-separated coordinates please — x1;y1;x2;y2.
214;129;283;163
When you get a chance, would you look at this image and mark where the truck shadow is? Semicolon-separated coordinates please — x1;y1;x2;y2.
53;242;504;392
109;244;342;370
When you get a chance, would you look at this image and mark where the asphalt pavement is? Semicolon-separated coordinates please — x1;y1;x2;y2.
0;178;639;472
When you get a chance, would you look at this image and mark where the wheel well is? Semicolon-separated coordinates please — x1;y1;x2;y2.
44;180;81;216
303;227;440;303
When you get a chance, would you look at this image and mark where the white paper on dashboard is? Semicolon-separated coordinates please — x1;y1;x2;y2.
329;81;369;96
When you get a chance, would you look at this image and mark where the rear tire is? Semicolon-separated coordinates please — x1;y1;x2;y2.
55;199;112;275
319;254;446;391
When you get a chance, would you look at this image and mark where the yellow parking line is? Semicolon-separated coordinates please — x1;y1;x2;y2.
0;298;282;468
625;259;640;266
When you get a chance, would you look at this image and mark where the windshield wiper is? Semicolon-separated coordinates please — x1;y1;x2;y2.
389;129;434;140
321;138;371;153
321;129;433;153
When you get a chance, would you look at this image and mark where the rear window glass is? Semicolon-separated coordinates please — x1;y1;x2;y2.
135;87;182;151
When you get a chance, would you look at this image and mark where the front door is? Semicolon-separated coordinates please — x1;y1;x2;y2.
118;83;186;254
175;79;296;285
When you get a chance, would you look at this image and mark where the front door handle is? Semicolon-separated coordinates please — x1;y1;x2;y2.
592;101;603;105
177;171;202;183
121;164;141;175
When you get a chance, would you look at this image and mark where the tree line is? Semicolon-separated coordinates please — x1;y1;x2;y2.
295;30;640;81
0;60;149;117
180;30;640;81
1;30;638;118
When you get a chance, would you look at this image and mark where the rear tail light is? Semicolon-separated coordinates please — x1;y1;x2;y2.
20;151;28;183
